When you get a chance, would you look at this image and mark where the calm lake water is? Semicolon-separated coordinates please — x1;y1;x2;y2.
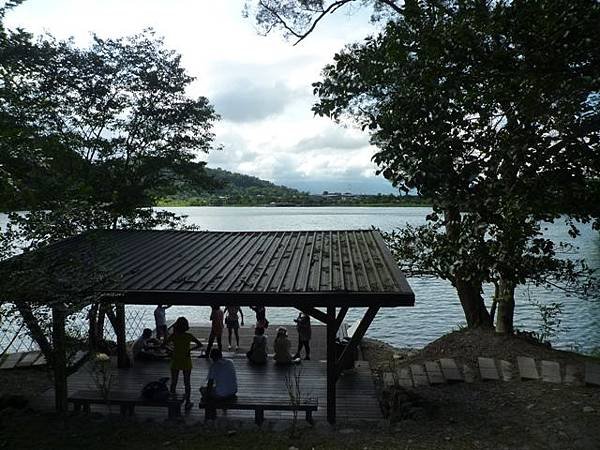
2;207;599;351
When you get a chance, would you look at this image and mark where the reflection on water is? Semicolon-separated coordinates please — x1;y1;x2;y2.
1;207;599;351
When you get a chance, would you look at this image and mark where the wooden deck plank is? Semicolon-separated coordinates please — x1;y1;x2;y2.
0;352;24;370
34;357;382;421
517;357;539;381
439;358;463;382
15;351;41;368
424;361;445;385
477;357;499;381
541;360;561;384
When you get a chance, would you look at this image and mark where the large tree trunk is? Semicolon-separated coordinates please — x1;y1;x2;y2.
15;302;54;363
444;207;492;329
455;280;493;328
495;278;515;334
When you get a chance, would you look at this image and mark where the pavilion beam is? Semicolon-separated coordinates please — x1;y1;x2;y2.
335;306;380;381
52;303;68;413
334;306;349;333
115;303;130;368
295;306;330;325
326;306;336;424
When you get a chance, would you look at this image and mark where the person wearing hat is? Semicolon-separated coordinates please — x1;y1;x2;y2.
273;327;299;365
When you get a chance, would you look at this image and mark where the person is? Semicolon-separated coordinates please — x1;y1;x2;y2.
154;304;171;340
293;312;311;360
273;327;300;365
204;305;224;357
200;348;238;400
163;317;202;410
246;326;268;365
224;305;244;351
249;305;268;329
132;328;162;361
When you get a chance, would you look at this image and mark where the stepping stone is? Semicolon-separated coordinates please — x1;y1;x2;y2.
499;360;514;381
585;362;600;387
439;358;464;382
398;368;414;388
478;357;500;380
410;364;429;387
425;361;445;384
541;360;561;384
383;372;395;387
463;364;475;383
565;364;581;385
517;357;540;380
0;352;24;370
16;351;41;368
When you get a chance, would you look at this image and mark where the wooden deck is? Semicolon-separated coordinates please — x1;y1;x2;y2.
33;325;382;422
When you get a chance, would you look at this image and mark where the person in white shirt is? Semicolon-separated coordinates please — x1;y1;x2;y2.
154;304;171;340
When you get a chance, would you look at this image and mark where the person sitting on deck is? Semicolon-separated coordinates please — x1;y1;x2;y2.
132;328;162;361
246;326;268;365
273;327;300;365
163;317;202;410
200;348;238;400
203;305;224;357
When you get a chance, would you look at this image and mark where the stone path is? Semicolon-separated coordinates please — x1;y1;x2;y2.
383;357;600;389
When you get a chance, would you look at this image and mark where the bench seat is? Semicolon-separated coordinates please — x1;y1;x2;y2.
198;395;318;425
68;390;185;418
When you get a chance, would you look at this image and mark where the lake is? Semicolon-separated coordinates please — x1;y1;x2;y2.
2;207;599;352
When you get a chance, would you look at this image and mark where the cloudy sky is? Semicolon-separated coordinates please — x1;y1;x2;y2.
5;0;398;194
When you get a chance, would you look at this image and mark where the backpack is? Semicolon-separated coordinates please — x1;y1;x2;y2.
141;377;170;401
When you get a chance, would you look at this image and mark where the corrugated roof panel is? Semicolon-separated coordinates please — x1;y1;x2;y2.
0;229;415;307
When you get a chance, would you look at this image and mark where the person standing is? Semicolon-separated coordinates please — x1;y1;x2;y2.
249;305;268;329
204;305;224;356
154;304;171;340
163;317;202;410
224;305;244;351
293;312;311;360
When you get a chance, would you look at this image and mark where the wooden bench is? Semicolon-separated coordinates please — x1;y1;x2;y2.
68;390;185;418
198;395;318;425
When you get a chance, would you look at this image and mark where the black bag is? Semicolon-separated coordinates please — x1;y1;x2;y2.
141;377;170;401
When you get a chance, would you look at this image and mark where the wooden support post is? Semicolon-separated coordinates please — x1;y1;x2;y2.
295;306;330;325
115;303;130;368
335;306;379;380
52;303;68;413
326;306;336;424
334;306;349;333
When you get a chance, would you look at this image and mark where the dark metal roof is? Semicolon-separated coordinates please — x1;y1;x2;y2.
1;229;414;307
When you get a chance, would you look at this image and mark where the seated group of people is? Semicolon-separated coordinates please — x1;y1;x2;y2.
246;325;305;365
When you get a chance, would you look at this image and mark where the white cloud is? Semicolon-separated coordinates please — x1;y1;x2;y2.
4;0;394;193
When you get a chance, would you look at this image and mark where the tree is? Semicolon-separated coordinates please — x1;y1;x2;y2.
1;16;221;361
247;0;600;331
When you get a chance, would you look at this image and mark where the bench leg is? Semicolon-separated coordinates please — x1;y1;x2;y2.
205;407;217;421
83;403;91;414
305;410;314;426
255;408;264;427
168;404;181;418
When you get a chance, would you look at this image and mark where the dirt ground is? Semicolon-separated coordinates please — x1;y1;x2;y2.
1;329;599;449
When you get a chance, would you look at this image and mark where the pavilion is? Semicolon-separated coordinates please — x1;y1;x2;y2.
0;229;415;423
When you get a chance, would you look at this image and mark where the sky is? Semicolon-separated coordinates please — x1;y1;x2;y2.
5;0;398;194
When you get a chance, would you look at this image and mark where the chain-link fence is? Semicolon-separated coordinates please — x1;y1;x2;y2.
1;305;147;355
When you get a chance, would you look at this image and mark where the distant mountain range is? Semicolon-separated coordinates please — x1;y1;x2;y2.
159;167;427;207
